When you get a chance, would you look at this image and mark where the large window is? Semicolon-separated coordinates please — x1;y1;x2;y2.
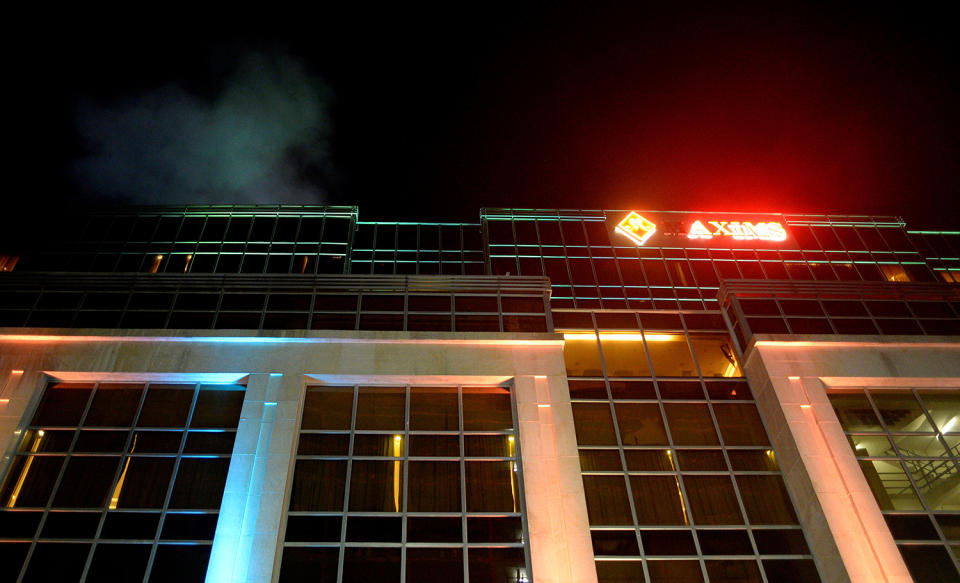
830;388;960;582
0;380;245;583
280;384;530;583
562;325;818;582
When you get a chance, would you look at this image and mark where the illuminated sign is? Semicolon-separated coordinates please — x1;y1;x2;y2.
615;212;657;246
612;211;789;247
687;220;787;241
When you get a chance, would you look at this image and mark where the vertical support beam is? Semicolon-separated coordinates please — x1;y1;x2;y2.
515;374;597;583
207;372;301;583
746;363;913;583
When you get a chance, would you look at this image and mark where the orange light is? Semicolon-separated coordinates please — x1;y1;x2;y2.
688;220;787;242
615;211;657;246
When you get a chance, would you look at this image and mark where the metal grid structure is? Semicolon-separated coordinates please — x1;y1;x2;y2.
0;274;552;333
481;209;941;313
0;380;245;583
558;312;820;583
280;384;531;583
908;230;960;283
719;280;960;352
349;222;486;276
12;206;357;275
829;388;960;582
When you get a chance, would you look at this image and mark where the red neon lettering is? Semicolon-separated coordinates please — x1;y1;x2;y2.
709;221;733;236
687;220;713;239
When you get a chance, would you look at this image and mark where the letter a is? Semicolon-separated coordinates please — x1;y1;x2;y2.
688;220;713;239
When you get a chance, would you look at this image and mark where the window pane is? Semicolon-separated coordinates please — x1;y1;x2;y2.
684;475;743;525
85;384;143;426
468;516;523;542
736;475;798;524
664;404;719;445
148;544;212;583
871;393;933;432
646;335;698;377
919;391;960;432
582;476;633;525
407;548;464;583
0;456;63;507
573;403;618;445
86;543;151;583
713;404;769;446
349;461;403;512
169;458;230;509
117;458;175;508
465;461;518;512
138;385;194;427
564;336;604;376
289;460;346;511
462;387;512;430
407;461;460;512
599;337;651;377
191;386;245;428
648;560;704;581
408;435;460;457
592;530;640;556
301;387;353;430
615;403;668;446
631;475;688;525
689;334;742;378
705;560;763;583
595;561;646;583
676;449;727;471
351;434;402;457
53;456;120;507
858;460;923;510
31;383;93;426
829;392;881;431
355;387;405;430
410;387;458;430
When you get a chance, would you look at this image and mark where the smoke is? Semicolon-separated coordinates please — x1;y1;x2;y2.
71;50;332;204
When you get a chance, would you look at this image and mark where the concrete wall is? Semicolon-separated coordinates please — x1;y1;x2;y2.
0;329;598;583
744;334;960;583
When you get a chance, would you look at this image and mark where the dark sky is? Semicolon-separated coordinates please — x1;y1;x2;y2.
11;4;960;227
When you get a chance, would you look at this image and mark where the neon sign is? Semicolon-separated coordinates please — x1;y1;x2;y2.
615;211;657;246
687;220;787;241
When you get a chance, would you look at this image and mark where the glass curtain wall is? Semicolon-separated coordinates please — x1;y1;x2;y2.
0;380;246;583
280;384;530;583
830;388;960;582
562;318;820;583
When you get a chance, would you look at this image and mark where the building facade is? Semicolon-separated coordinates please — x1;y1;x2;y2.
0;206;958;583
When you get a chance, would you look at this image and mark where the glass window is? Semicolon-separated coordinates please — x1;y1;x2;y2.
713;404;769;446
285;384;527;581
631;475;688;525
616;403;668;446
689;334;742;377
599;336;651;377
684;475;743;525
564;334;604;376
583;475;633;525
0;380;242;582
646;334;698;377
665;404;719;445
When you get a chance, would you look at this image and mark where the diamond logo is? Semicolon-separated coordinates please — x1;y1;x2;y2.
615;212;657;246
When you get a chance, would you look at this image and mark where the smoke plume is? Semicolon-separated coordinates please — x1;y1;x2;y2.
71;50;331;204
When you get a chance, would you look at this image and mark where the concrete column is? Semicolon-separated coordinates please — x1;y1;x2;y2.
207;372;301;583
515;374;597;583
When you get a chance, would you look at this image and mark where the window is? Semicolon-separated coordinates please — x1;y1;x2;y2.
282;384;530;583
830;388;960;582
0;380;245;583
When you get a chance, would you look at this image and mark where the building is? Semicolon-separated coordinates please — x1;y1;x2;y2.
0;206;959;583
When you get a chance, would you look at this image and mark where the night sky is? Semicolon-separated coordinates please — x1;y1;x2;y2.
11;5;960;227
